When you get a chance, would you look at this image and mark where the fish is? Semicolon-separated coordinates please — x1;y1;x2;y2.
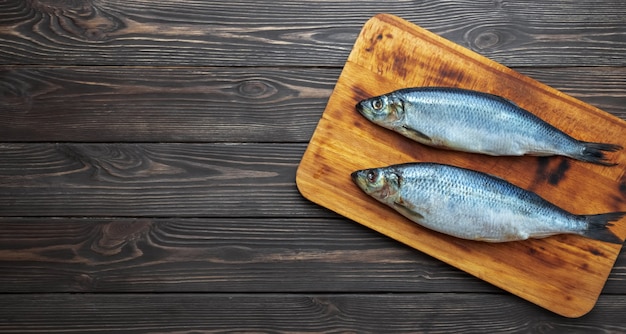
351;162;624;243
355;87;621;166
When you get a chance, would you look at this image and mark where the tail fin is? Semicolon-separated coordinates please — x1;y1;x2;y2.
580;212;625;244
577;142;622;166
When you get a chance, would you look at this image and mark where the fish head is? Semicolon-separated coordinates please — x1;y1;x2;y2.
355;93;405;127
351;167;401;204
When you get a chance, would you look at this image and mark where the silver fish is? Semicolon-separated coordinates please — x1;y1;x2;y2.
356;87;621;166
351;163;623;243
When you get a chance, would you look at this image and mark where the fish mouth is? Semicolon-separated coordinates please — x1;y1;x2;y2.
351;170;366;190
355;100;367;116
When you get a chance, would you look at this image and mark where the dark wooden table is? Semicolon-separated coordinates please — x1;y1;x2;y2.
1;1;625;331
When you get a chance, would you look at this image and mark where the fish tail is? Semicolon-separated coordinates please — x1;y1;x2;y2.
576;142;622;166
579;212;625;244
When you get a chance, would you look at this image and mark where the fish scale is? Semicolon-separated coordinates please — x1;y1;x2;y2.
402;88;559;154
397;163;568;241
356;87;621;165
352;163;623;243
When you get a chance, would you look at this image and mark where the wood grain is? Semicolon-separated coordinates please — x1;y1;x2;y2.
1;293;625;333
1;0;626;329
0;0;625;67
0;217;492;293
297;14;626;317
0;143;326;217
0;67;337;142
0;66;624;142
0;217;624;294
516;67;626;121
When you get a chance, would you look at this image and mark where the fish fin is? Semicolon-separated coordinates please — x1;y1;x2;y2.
576;142;622;166
392;199;424;221
399;126;432;143
580;212;625;244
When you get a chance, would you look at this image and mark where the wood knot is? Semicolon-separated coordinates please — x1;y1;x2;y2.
103;219;152;241
74;273;98;291
235;79;279;100
474;31;501;49
93;219;152;255
466;26;517;52
28;0;123;42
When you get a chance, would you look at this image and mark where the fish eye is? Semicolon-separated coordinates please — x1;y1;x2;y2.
366;170;377;183
371;98;383;110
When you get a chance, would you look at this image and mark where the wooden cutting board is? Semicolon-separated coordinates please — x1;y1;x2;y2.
296;14;626;317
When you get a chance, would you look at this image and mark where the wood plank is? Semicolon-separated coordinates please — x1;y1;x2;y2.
0;67;338;142
0;66;624;142
0;143;330;217
297;14;626;317
1;293;626;332
1;1;625;67
0;217;492;293
0;217;624;294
